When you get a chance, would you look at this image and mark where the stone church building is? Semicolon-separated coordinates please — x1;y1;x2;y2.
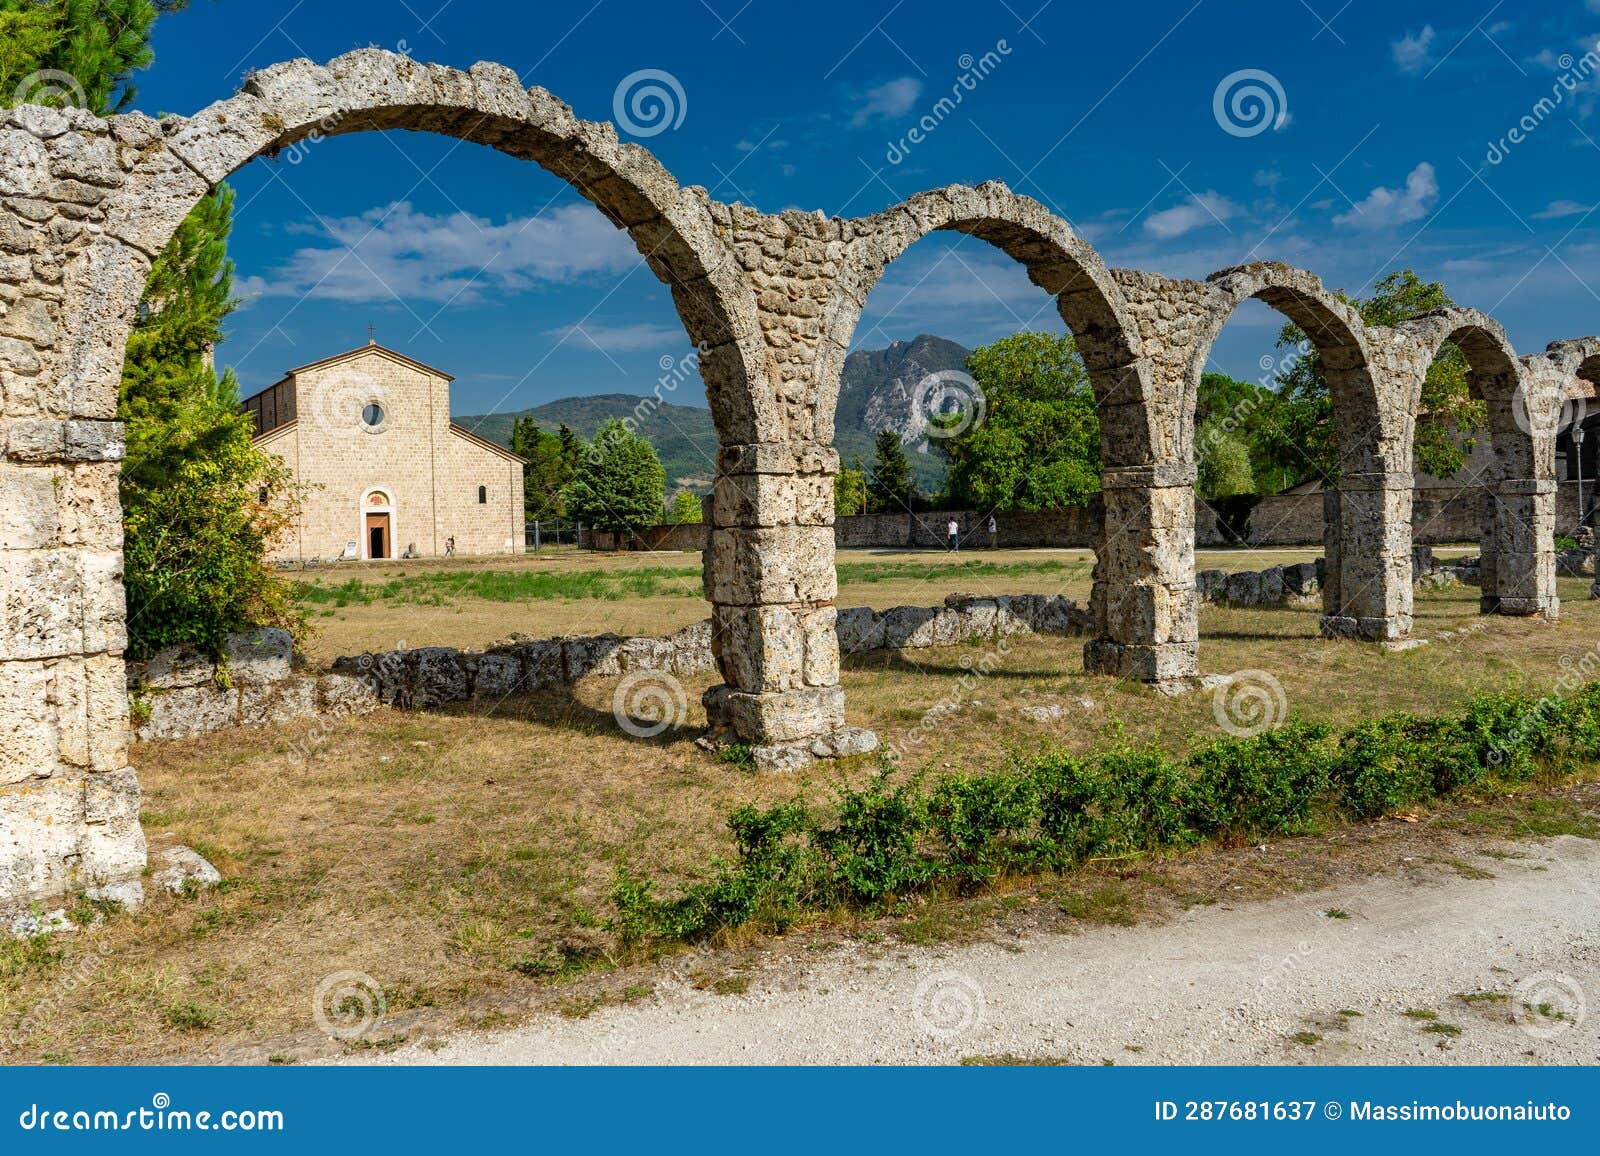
242;341;525;561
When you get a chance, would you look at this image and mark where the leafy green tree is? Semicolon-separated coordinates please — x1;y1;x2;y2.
664;488;702;524
938;331;1100;511
867;428;915;513
562;419;666;542
0;4;62;100
1195;421;1255;499
1;1;295;654
834;455;867;517
118;184;302;654
1266;270;1482;483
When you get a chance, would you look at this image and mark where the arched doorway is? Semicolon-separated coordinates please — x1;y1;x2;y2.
362;489;395;561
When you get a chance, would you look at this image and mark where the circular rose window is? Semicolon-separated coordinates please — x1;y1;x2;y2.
362;402;385;428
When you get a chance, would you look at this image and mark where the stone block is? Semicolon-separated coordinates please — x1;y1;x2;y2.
1083;639;1196;681
315;673;379;716
704;684;845;744
0;548;82;660
562;635;624;682
135;642;215;690
238;677;317;726
1196;569;1227;602
1259;566;1285;604
471;653;523;698
506;639;563;689
1282;562;1319;596
712;604;803;693
411;647;468;707
139;685;237;741
662;620;715;675
618;636;674;673
834;605;884;653
879;604;936;649
1224;570;1263;606
224;627;293;684
799;606;838;687
705;525;836;604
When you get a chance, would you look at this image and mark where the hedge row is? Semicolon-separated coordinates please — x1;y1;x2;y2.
611;681;1600;946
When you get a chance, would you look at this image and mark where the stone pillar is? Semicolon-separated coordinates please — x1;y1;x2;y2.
1083;464;1199;684
1484;478;1558;617
1319;472;1413;640
1;111;149;916
701;442;874;769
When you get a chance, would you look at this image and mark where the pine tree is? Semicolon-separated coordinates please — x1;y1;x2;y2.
0;1;186;115
1;2;293;654
868;429;915;513
561;419;666;542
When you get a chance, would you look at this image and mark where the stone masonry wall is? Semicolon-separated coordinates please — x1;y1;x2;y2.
0;48;1591;912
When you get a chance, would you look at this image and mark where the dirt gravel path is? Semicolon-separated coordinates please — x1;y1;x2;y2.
341;836;1600;1066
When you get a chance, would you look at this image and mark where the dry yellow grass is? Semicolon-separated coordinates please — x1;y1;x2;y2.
0;565;1584;1065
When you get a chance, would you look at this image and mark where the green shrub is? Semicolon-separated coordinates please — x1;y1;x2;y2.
611;680;1600;947
1333;713;1469;818
1186;721;1334;835
929;771;1039;888
1025;753;1110;867
812;769;933;906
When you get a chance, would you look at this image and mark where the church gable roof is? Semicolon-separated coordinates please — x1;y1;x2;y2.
283;341;455;382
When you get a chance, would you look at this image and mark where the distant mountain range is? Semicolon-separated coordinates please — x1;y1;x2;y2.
455;334;971;494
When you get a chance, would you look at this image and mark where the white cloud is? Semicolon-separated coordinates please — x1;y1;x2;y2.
1143;192;1240;240
1532;199;1596;220
1391;25;1436;74
544;322;686;353
1253;169;1283;190
1333;163;1438;230
236;202;642;304
850;77;922;127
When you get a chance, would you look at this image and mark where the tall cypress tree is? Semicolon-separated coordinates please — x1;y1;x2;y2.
2;1;297;653
868;429;915;513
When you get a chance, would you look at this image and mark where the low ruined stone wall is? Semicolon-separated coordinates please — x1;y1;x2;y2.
126;628;378;742
329;593;1093;711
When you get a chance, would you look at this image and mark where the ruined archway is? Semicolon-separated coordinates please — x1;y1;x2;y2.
0;50;1586;915
823;185;1198;685
1395;310;1555;618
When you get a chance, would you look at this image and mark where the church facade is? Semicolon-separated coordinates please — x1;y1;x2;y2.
242;342;525;562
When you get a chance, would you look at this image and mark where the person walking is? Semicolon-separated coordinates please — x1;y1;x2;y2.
947;517;960;552
987;513;998;550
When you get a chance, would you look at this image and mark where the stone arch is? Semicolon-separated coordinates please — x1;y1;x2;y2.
1395;311;1554;617
822;183;1152;457
821;185;1194;684
1190;263;1381;472
74;49;769;446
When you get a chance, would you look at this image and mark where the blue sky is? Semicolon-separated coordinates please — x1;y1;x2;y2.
136;0;1600;417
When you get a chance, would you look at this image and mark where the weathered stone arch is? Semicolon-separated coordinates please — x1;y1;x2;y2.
83;50;768;446
817;186;1194;684
822;183;1149;449
0;50;1581;914
1392;311;1555;617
